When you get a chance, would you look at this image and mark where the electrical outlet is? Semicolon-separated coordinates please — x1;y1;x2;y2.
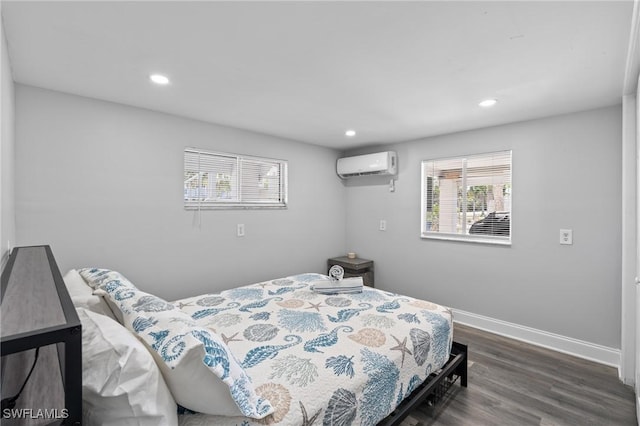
379;220;387;231
237;224;245;237
559;229;572;245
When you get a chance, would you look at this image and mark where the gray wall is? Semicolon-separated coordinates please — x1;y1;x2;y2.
13;84;624;349
15;85;347;300
344;106;622;349
1;14;16;268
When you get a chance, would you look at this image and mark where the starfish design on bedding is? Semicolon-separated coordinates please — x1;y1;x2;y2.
390;334;412;367
221;332;242;345
305;301;325;312
299;401;322;425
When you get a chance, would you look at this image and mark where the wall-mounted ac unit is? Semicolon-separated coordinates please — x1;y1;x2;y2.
337;151;397;178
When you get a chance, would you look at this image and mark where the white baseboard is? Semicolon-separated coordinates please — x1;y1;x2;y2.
452;308;621;368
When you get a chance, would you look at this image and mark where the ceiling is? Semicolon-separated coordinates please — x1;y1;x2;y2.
1;1;635;150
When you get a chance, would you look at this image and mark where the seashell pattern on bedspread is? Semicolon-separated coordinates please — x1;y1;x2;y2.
177;273;453;426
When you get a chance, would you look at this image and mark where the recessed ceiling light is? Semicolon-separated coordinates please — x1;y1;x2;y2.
479;98;497;108
150;74;170;85
345;129;356;137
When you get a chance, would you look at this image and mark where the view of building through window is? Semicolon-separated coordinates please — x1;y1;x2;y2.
421;150;511;243
184;148;287;209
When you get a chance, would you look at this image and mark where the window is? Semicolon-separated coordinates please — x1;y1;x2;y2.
184;148;287;209
421;150;511;244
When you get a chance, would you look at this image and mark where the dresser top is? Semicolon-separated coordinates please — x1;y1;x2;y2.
328;256;373;269
1;246;77;345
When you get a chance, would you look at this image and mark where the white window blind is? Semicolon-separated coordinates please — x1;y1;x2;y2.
421;150;512;244
184;148;287;209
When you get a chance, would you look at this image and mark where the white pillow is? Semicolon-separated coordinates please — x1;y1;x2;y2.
96;280;273;418
63;269;116;320
77;307;178;426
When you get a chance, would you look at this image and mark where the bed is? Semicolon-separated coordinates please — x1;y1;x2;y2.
64;267;467;426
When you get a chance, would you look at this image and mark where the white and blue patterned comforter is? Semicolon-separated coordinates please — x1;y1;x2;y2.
176;273;453;426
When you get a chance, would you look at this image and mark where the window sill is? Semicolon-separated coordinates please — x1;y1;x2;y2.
185;205;287;210
421;232;511;246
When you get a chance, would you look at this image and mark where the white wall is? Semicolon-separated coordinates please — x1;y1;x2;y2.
620;93;637;383
344;106;623;350
1;10;16;268
15;85;347;300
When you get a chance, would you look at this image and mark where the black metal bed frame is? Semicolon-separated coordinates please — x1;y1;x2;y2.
379;341;468;426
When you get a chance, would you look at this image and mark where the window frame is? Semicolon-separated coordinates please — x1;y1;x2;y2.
420;150;512;245
184;147;288;210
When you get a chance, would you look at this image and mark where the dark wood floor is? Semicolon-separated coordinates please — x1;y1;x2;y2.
401;323;637;426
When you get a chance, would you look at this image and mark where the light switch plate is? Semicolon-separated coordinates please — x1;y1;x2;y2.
559;229;573;245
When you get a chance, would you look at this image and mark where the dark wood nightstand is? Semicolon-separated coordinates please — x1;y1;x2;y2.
327;256;374;287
